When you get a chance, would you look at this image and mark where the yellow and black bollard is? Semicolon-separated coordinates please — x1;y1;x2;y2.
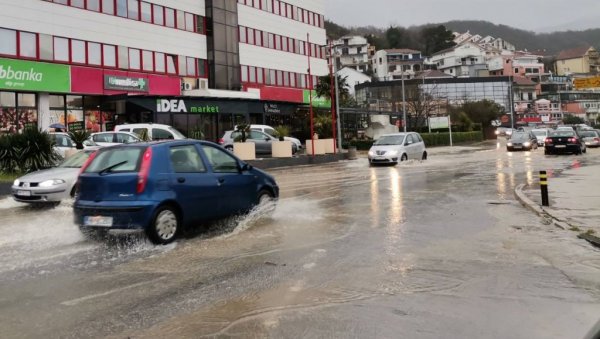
540;170;549;207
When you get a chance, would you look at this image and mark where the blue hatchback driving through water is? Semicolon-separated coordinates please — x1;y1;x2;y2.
73;140;279;244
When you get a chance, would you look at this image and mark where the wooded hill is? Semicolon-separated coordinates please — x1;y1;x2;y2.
326;20;600;56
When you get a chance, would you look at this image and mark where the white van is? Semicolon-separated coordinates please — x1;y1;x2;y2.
114;123;186;141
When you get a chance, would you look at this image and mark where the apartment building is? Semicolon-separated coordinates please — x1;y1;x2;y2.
373;49;424;81
331;35;373;72
0;0;328;140
555;46;600;76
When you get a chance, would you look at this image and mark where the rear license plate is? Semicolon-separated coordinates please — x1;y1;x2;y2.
513;146;522;149
84;216;113;227
555;145;566;148
17;190;31;196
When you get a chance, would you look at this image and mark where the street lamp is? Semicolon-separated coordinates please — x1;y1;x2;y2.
401;69;407;132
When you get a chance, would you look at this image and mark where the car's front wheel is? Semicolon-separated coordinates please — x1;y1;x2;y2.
400;154;408;162
422;151;428;160
147;205;179;244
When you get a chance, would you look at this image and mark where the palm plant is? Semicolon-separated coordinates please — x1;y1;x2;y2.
234;124;250;142
273;125;289;141
68;130;91;149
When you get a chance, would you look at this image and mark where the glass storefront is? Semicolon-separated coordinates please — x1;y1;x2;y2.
49;94;115;131
0;91;37;134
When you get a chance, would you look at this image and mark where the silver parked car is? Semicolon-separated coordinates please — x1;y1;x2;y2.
219;130;298;155
12;149;98;204
368;132;427;165
89;131;141;147
579;129;600;148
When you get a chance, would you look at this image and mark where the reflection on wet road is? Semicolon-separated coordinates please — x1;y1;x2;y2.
1;141;599;338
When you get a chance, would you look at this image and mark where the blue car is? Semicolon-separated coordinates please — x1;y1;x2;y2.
74;140;279;244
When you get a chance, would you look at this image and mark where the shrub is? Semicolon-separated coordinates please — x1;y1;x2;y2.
0;129;61;174
346;131;483;150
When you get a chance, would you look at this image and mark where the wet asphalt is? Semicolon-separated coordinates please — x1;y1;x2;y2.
0;140;599;339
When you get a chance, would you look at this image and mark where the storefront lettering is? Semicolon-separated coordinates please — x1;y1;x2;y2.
104;75;148;92
156;99;220;113
157;99;187;113
0;66;43;82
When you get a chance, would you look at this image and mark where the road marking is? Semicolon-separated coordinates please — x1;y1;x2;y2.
60;276;166;306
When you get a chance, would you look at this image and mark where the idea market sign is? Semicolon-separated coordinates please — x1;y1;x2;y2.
0;58;70;92
104;75;149;92
156;99;221;113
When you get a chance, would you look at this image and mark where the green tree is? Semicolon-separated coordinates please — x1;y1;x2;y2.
315;74;352;107
421;25;456;56
459;100;504;127
385;26;408;48
562;114;585;125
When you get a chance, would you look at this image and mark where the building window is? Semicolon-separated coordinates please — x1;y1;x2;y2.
103;44;116;67
19;32;37;59
129;48;141;69
102;0;114;14
116;0;127;17
166;54;177;74
0;28;17;56
185;12;194;32
54;37;69;62
165;8;175;27
88;42;102;65
71;0;84;8
153;4;164;25
127;0;139;19
176;10;186;30
71;40;86;64
155;52;165;73
140;2;152;22
142;50;153;71
87;0;100;11
186;57;196;76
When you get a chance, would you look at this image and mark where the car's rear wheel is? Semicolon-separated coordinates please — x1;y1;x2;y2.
401;154;408;162
147;205;179;244
421;151;427;160
225;145;233;151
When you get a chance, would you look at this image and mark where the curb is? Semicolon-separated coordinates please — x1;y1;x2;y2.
514;184;600;247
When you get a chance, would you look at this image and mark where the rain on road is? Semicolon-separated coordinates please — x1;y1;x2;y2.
0;140;599;338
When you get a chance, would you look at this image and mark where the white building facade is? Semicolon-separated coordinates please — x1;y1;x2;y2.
373;49;424;81
0;0;328;140
331;35;372;72
429;43;489;78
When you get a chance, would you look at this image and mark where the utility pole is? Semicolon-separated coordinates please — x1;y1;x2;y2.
401;70;407;132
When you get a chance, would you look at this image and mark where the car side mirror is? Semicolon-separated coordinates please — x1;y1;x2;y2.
265;137;271;141
240;163;253;172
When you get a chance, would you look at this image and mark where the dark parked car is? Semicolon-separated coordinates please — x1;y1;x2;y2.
74;140;279;244
506;131;538;151
544;130;586;155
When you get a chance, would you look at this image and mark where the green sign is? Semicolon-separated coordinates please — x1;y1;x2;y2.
0;58;70;92
68;121;84;131
104;75;148;92
303;90;331;108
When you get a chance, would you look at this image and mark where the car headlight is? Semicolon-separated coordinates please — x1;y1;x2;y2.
523;142;531;147
495;131;500;135
13;179;20;186
368;150;375;156
39;179;66;187
507;142;513;146
387;150;398;157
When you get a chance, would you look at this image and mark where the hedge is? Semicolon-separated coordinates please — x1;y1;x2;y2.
347;131;483;150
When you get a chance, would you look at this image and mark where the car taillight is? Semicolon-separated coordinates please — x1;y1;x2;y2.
217;138;224;144
544;138;553;145
568;137;577;143
137;147;153;194
595;138;600;142
79;151;97;175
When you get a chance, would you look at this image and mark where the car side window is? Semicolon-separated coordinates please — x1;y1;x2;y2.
201;145;239;173
93;134;112;143
56;135;73;147
169;145;206;173
249;131;266;140
153;128;174;140
415;134;423;142
405;135;414;145
132;128;147;138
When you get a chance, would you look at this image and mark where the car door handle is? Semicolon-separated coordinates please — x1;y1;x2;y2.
177;177;186;183
218;178;225;184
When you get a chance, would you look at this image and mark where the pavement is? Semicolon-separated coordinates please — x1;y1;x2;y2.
515;164;600;248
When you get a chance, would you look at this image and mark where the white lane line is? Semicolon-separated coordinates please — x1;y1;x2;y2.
60;276;166;306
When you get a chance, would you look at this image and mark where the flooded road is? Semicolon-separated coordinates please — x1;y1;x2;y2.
1;140;599;338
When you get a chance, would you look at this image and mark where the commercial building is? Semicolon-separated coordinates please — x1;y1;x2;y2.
0;0;328;140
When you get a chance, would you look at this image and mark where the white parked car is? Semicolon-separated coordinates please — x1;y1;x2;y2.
89;131;141;147
49;132;97;158
368;132;427;165
12;149;98;204
532;128;551;146
114;123;186;141
236;124;302;150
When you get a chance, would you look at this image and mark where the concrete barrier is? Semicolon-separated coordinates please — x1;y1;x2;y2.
305;140;326;155
271;141;293;158
233;142;256;160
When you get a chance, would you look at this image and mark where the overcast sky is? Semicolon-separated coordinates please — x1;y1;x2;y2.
325;0;600;32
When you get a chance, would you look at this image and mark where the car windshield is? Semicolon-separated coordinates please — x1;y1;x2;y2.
84;147;144;173
57;151;92;168
374;135;405;145
510;132;528;140
550;131;575;137
532;130;547;136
